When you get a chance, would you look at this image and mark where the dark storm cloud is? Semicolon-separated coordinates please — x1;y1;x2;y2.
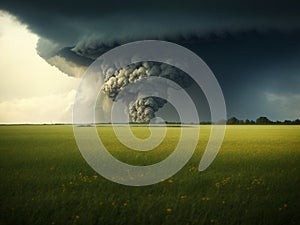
184;30;300;120
1;0;300;60
0;0;299;120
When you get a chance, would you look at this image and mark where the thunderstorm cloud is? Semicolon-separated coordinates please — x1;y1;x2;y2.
1;0;299;121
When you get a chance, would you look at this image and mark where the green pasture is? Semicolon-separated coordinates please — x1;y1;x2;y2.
0;125;299;225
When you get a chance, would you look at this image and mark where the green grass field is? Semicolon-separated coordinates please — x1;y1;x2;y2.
0;125;299;225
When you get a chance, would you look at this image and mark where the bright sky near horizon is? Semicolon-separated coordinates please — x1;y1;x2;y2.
0;11;79;123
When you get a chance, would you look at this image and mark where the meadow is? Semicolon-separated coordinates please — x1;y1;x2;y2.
0;125;299;225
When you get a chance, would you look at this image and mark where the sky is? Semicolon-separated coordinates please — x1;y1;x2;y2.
0;0;299;123
0;12;79;123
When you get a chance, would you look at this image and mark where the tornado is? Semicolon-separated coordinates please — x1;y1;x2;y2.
100;61;192;123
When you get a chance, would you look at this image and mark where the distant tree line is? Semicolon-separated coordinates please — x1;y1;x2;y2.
117;117;300;125
226;116;300;125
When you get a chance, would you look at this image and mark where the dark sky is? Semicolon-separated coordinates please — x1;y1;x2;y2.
1;0;299;120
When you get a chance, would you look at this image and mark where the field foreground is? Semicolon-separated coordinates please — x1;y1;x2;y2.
0;125;299;225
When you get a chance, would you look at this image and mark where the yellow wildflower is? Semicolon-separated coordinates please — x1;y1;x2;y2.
166;208;172;213
180;195;188;199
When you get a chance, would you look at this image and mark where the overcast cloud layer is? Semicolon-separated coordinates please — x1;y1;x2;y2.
0;0;299;121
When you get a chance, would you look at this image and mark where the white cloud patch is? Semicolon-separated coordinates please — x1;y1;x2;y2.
0;90;76;124
0;11;80;123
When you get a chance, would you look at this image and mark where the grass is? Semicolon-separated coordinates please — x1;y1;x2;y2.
0;125;299;225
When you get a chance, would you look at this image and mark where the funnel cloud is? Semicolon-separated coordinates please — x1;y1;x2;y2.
101;61;192;122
